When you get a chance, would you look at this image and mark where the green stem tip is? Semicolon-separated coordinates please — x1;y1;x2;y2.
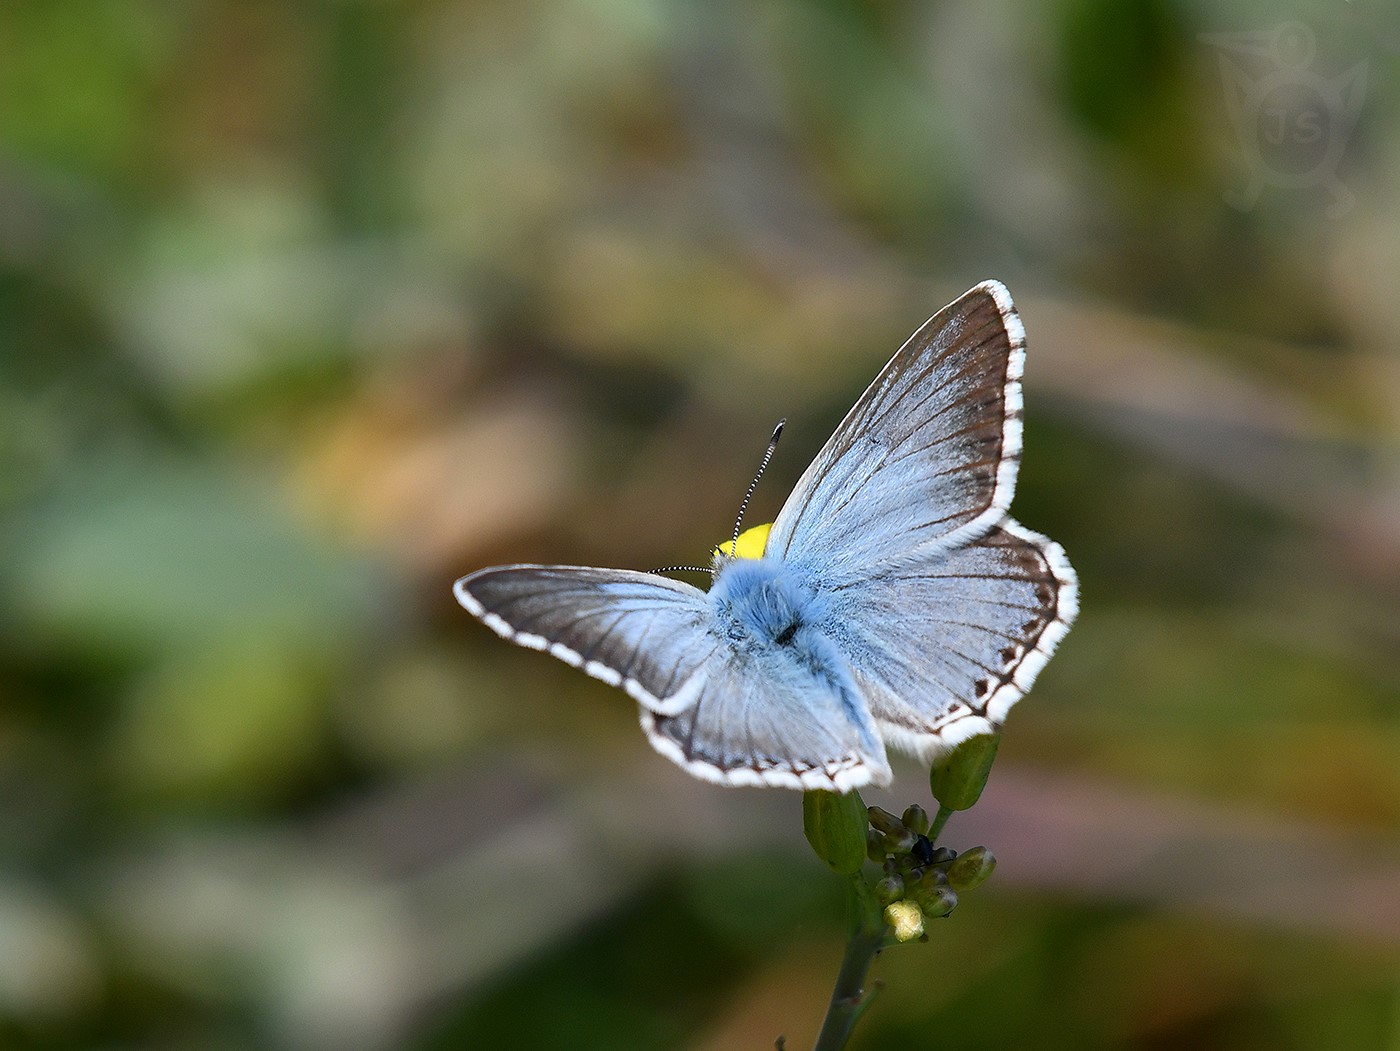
803;789;868;876
929;733;1000;812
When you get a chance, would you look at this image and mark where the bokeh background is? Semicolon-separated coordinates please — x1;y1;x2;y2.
3;1;1399;1048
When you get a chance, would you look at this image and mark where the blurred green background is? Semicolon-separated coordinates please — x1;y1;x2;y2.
2;1;1398;1048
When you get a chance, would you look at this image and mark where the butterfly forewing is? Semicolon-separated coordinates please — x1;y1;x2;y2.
765;281;1023;578
454;566;718;715
823;519;1078;762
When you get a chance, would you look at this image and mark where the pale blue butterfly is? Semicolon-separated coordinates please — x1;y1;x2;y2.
454;281;1078;791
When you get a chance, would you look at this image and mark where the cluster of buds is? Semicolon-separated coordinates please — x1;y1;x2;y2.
867;804;995;942
802;736;1006;943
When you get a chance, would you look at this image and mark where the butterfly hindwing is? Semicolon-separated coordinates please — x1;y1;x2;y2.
456;564;892;789
765;281;1024;579
640;636;891;791
822;518;1078;762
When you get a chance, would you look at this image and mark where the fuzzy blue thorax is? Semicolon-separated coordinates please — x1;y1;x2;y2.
708;557;828;652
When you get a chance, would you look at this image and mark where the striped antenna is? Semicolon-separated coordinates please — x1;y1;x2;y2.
730;419;785;557
649;564;713;576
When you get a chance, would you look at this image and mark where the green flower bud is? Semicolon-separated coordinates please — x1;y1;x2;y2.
946;846;996;891
884;900;925;942
803;790;868;875
866;828;888;863
867;806;905;835
901;804;930;835
927;846;957;866
883;826;917;855
911;883;958;918
874;874;905;907
929;733;1000;811
905;866;943;904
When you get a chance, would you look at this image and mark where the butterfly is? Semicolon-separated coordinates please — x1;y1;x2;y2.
454;281;1078;791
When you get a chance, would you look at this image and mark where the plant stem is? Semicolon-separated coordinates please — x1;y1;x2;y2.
927;803;954;844
811;875;886;1051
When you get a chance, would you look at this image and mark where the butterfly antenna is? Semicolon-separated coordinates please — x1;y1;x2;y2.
730;419;785;557
649;563;713;577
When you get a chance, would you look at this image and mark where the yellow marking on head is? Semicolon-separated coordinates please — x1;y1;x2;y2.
713;522;772;562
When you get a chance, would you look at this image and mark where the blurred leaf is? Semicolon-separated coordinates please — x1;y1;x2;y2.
0;455;384;660
680;852;837;948
0;1;178;185
1058;0;1183;138
112;635;329;805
